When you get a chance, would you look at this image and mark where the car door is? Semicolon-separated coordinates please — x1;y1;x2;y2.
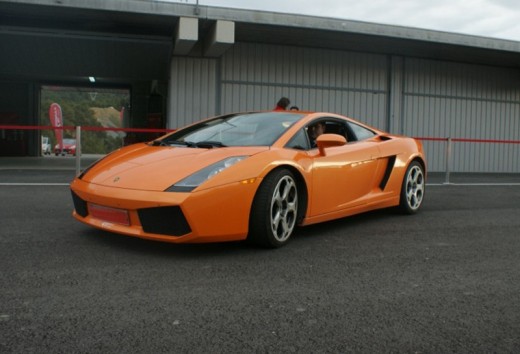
310;140;381;216
309;120;382;216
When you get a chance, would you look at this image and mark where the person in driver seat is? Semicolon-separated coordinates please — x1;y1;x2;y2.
309;122;325;148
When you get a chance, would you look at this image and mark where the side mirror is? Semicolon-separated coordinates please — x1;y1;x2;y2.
316;133;347;155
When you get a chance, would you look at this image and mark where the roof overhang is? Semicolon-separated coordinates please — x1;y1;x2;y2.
1;0;520;83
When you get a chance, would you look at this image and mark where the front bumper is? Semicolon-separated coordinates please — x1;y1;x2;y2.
70;177;260;243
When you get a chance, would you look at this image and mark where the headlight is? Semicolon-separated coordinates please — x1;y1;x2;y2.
166;156;248;192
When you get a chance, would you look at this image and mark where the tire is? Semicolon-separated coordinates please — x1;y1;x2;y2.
398;161;425;214
248;168;299;248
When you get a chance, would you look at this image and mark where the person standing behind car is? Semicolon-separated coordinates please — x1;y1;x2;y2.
273;97;290;111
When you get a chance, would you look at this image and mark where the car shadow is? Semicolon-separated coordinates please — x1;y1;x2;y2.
79;208;401;257
80;228;261;258
294;208;397;239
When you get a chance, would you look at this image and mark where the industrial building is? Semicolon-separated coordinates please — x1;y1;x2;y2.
0;0;519;172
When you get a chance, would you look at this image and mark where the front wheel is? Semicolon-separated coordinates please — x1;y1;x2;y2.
398;161;425;214
248;169;299;248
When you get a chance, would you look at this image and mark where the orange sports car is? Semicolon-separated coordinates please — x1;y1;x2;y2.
70;111;426;248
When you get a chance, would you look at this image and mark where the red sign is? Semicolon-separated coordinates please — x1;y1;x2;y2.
49;103;63;150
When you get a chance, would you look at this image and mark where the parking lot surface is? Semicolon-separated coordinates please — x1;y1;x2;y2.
1;160;519;353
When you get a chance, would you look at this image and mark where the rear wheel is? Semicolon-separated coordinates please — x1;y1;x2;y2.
399;161;425;214
249;169;299;248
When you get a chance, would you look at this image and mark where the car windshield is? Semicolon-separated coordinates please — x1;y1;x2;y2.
63;139;76;145
159;112;304;147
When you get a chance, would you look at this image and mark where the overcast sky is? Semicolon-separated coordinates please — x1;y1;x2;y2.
168;0;520;42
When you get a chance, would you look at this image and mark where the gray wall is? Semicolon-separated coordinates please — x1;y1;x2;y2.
220;43;388;129
168;57;218;127
402;58;520;172
167;42;520;173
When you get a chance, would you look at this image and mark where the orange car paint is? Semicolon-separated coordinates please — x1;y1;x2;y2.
71;111;426;244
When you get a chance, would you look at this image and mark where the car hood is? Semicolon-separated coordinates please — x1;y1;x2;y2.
81;143;268;191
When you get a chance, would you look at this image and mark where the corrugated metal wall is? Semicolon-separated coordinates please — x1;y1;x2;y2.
168;57;217;127
220;43;388;128
168;43;520;173
402;58;520;172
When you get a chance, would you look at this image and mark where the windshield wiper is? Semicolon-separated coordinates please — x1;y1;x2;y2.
156;140;227;148
150;140;168;146
192;141;227;148
160;140;194;147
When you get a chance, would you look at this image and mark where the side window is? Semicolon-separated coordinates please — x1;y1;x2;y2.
285;129;310;150
304;118;348;149
347;122;376;141
322;121;346;136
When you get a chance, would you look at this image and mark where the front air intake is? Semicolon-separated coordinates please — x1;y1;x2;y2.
137;206;191;237
71;191;88;217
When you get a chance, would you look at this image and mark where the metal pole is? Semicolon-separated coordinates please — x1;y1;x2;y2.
75;126;81;176
444;137;451;184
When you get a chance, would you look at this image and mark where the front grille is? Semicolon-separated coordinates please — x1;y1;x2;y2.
71;191;88;217
138;206;191;237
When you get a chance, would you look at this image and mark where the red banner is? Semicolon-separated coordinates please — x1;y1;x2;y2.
49;103;63;150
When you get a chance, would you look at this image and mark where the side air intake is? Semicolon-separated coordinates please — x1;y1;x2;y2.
71;191;88;217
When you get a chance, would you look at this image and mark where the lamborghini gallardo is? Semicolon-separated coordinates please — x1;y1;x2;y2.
70;111;426;248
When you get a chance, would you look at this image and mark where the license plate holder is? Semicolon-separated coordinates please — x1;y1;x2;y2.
88;203;130;226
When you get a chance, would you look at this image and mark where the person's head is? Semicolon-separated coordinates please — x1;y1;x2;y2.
309;122;325;140
289;106;299;111
276;97;290;110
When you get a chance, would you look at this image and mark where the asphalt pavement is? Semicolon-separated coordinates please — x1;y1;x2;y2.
0;159;519;353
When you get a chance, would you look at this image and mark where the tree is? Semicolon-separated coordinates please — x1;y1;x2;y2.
40;87;130;154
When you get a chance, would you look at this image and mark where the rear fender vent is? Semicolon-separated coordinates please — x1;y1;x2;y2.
379;156;396;190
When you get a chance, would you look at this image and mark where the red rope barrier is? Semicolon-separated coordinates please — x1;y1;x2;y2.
413;136;520;144
451;137;520;144
0;125;517;144
0;125;175;133
413;137;447;142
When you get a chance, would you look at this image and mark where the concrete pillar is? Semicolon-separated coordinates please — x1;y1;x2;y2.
204;20;235;57
173;17;198;55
